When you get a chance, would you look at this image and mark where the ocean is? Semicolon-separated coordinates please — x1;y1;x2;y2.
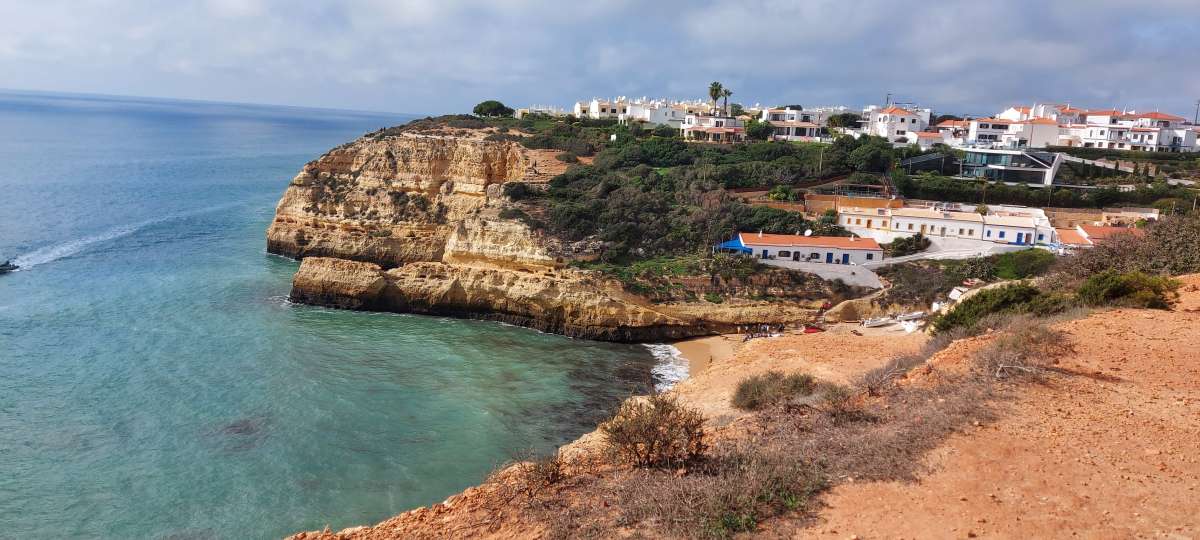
0;91;676;539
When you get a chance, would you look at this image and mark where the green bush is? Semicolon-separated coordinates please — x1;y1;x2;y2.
731;371;817;410
1076;270;1177;309
502;182;537;200
932;283;1043;334
555;151;579;163
703;292;723;304
472;100;514;117
993;249;1056;280
884;233;930;257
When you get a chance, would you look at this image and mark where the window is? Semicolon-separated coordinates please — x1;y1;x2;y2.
907;223;914;230
987;230;992;237
896;130;905;135
779;251;791;258
866;253;874;260
958;228;964;235
968;229;974;236
881;221;888;228
1037;233;1044;241
999;231;1006;239
810;252;820;259
855;218;862;225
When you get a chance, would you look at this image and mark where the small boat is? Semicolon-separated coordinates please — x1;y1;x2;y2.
861;316;894;328
0;260;17;274
802;324;825;334
895;311;926;321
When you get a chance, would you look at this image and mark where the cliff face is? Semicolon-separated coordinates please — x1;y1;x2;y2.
268;128;822;341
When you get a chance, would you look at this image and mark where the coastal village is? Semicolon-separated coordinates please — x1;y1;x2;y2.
516;89;1179;289
287;90;1200;539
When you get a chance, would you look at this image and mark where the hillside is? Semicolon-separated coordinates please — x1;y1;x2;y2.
288;275;1200;539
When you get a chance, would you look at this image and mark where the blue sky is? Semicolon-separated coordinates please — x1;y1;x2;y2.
2;0;1198;117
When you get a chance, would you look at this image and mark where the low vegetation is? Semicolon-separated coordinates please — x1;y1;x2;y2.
599;393;706;468
883;232;930;257
894;170;1199;209
731;371;816;410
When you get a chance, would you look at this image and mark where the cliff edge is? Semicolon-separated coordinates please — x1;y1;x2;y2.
267;123;842;341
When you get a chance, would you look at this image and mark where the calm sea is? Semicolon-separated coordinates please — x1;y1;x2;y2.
0;91;667;539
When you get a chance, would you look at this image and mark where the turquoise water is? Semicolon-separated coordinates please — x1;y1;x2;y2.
0;91;663;539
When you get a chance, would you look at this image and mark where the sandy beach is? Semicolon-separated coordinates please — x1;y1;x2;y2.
670;334;740;374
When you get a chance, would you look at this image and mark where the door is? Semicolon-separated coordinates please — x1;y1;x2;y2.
1015;233;1023;244
792;252;800;261
825;252;833;263
866;219;873;228
841;253;849;264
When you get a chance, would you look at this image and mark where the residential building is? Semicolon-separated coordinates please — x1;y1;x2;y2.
681;114;745;143
837;201;1055;245
760;107;820;141
1058;110;1196;152
961;147;1063;185
573;98;628;119
860;104;932;143
620;99;687;128
721;232;883;266
1055;224;1145;250
514;105;567;119
1102;207;1159;225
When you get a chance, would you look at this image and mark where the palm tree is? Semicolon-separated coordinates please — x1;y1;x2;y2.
721;88;733;116
708;82;724;114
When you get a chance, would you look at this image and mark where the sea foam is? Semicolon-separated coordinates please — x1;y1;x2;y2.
644;343;689;391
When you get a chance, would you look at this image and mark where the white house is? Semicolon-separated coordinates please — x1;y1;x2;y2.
861;105;932;143
888;207;985;239
722;232;883;266
838;202;1055;246
619;100;687;128
681;114;745;143
760;107;820;141
573;98;627;119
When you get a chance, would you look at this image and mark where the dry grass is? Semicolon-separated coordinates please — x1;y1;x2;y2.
731;371;817;411
600;393;707;468
970;315;1074;379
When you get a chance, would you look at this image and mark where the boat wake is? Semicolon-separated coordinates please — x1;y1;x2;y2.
644;343;689;391
12;201;245;269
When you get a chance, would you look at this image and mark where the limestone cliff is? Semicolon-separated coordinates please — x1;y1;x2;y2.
267;126;829;341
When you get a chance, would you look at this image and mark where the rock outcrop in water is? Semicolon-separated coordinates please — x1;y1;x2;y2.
267;124;830;341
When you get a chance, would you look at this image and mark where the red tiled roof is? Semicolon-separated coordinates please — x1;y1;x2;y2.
880;106;915;116
914;131;944;138
1085;109;1124;116
1013;106;1031;113
1022;117;1059;125
1055;228;1090;246
974;117;1013;125
739;232;882;250
1080;224;1145;240
1135;111;1185;121
936;120;969;128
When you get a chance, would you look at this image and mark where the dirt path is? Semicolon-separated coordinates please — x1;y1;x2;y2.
789;281;1200;539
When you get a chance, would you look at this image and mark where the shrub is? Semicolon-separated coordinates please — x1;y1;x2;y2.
815;383;873;424
555;151;579;163
703;292;723;304
600;393;706;468
972;317;1073;379
514;453;566;500
1076;270;1177;309
884;233;930;257
502;182;537;200
731;371;817;410
932;283;1042;334
993;248;1056;280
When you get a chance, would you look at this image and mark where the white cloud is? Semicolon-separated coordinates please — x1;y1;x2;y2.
0;0;1196;116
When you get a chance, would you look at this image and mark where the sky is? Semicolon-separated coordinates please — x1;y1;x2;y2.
2;0;1199;117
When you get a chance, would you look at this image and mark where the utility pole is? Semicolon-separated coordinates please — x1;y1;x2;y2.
1194;99;1199;125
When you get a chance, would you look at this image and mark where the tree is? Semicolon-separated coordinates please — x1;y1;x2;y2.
721;88;733;116
729;103;746;117
745;118;774;141
708;82;724;113
932;114;963;125
777;104;804;110
847;137;893;172
473;100;514;117
826;112;862;128
975;204;990;215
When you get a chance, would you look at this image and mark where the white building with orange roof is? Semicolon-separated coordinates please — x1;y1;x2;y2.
1057;109;1196;152
860;104;932;143
721;231;883;266
681;114;745;143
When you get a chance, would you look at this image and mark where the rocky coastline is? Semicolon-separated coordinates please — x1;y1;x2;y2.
266;123;830;341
